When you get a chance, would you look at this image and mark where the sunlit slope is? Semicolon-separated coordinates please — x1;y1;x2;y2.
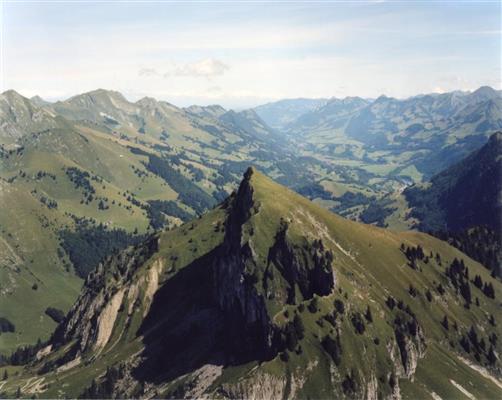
3;168;500;399
0;123;187;352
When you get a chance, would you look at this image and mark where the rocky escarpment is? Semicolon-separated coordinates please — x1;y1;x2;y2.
48;236;159;356
40;167;338;382
211;167;276;357
266;222;335;304
211;167;336;358
4;167;501;400
387;304;427;382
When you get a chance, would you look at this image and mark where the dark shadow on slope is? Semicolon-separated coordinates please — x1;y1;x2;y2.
132;245;274;385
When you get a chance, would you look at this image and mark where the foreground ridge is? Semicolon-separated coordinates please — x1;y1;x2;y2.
1;168;501;399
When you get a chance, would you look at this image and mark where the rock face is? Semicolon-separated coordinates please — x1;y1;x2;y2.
390;314;427;382
22;168;501;400
49;236;159;354
266;223;335;304
0;90;59;142
211;169;275;357
45;167;338;383
212;167;337;358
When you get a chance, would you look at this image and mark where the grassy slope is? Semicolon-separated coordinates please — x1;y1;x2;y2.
2;169;500;399
0;125;187;352
0;90;309;352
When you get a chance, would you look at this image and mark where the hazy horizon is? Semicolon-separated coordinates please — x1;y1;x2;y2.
4;84;498;111
1;1;500;108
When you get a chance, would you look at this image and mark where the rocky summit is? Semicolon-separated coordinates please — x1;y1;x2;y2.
2;168;500;399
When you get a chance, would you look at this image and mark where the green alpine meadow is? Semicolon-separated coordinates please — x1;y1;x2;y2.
0;1;501;399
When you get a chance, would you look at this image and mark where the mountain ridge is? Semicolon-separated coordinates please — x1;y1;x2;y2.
1;87;501;355
1;168;501;399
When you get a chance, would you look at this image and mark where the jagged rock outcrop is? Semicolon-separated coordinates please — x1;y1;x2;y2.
15;167;499;400
50;236;159;354
266;222;335;304
211;167;274;356
391;316;427;380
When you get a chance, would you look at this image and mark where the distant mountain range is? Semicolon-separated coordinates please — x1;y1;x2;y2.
254;98;328;130
255;86;502;178
2;168;501;399
0;86;501;354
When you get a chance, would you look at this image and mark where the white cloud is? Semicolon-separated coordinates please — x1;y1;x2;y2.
169;58;229;78
138;68;160;77
138;59;229;80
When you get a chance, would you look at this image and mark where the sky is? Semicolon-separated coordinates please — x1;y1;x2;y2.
1;0;500;108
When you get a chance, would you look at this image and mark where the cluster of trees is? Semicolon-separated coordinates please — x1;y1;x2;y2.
98;199;109;210
65;167;95;197
39;195;58;209
331;192;371;213
130;165;148;179
0;317;15;333
34;170;56;181
393;309;420;371
434;226;501;277
359;198;397;227
80;364;126;399
351;312;366;335
279;314;305;354
445;258;473;307
297;183;333;201
341;369;360;396
0;339;45;366
59;221;145;278
459;326;498;365
472;274;496;299
386;296;416;321
404;184;446;232
144;153;215;214
146;200;192;229
321;334;343;366
443;257;496;305
45;307;65;324
401;244;428;269
184;163;205;182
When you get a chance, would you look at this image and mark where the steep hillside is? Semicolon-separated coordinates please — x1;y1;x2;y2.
404;132;502;233
254;98;327;130
0;91;329;353
2;88;500;355
48;89;284;154
287;97;370;134
2;168;500;399
0;91;60;145
349;133;502;276
288;87;502;184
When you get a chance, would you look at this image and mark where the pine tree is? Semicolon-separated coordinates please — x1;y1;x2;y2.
308;297;318;313
483;282;495;299
473;275;483;289
441;315;449;330
437;283;445;295
322;335;342;366
460;281;472;306
488;346;497;365
365;306;373;323
293;314;305;339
